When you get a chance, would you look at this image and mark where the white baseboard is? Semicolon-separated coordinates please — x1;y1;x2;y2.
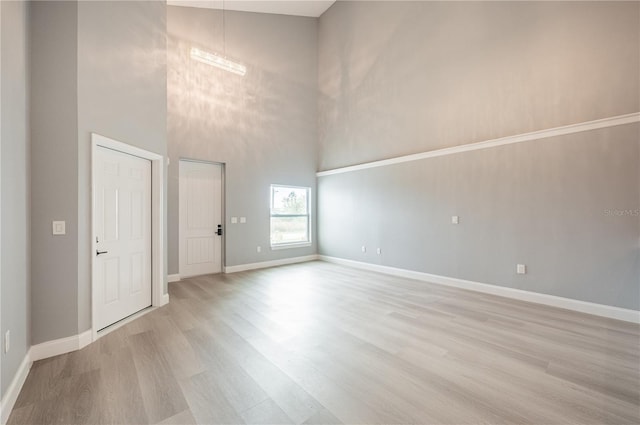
161;293;170;306
167;274;180;283
78;329;93;350
319;256;640;324
30;330;93;362
224;255;319;274
1;349;33;424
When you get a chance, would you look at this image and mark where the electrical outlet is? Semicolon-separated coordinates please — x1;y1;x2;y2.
516;264;527;275
257;246;261;253
361;246;366;253
231;217;238;224
5;330;10;353
451;215;459;225
376;248;382;255
240;217;247;224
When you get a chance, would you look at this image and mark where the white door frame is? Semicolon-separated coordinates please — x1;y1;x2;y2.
90;133;166;341
178;158;226;278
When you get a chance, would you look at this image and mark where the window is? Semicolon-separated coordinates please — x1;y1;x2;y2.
270;185;311;248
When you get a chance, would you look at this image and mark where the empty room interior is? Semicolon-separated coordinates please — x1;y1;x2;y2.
0;0;639;424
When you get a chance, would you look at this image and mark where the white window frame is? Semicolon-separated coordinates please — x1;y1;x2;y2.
270;184;312;250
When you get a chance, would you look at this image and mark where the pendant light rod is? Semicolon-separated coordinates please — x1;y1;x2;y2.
189;0;247;76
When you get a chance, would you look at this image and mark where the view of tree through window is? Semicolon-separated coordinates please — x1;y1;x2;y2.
270;185;310;246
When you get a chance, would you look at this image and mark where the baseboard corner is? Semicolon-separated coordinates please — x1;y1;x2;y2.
224;254;319;274
0;349;33;424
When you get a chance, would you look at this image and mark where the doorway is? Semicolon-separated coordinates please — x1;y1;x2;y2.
93;146;151;330
91;133;166;335
179;160;224;277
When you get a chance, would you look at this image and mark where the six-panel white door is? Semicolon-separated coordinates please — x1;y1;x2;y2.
179;160;223;277
94;146;152;330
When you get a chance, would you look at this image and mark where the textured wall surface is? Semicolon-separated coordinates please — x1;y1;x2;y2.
317;1;640;310
319;124;640;309
167;6;317;272
318;1;640;170
1;0;31;396
29;0;167;344
77;0;168;331
30;0;79;347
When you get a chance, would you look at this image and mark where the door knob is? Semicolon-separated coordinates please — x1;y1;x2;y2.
216;224;223;236
96;250;108;256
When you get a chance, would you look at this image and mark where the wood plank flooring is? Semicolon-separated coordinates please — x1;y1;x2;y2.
8;261;640;424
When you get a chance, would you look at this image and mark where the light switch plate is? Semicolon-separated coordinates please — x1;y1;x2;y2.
516;264;527;274
52;221;66;235
231;217;238;224
451;215;459;225
240;217;247;224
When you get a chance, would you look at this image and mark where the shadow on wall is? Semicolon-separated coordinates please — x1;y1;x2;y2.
317;1;640;171
168;37;315;168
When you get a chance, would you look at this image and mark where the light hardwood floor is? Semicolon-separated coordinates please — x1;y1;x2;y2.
8;261;640;424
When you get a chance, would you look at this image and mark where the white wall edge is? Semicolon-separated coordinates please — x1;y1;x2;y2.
2;329;91;422
161;293;170;306
224;255;319;274
317;112;640;177
0;350;32;425
319;256;640;324
167;274;181;283
78;330;93;350
92;133;163;160
30;330;93;362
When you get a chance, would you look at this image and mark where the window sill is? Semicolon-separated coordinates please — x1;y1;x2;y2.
270;242;312;251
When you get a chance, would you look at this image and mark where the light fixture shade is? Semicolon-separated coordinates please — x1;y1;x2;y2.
190;47;247;76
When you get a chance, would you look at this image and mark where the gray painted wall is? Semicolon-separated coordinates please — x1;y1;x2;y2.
317;1;640;310
1;0;30;396
167;6;317;272
30;1;167;344
77;0;168;331
318;124;640;310
318;1;640;170
30;0;79;346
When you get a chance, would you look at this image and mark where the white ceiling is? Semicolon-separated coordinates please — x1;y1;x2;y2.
167;1;336;18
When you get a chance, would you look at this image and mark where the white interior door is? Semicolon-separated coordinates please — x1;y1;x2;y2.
94;146;151;330
179;160;223;277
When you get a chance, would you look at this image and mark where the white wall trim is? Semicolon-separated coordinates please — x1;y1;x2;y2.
161;293;170;306
167;274;181;283
30;330;93;362
2;329;92;422
224;255;319;274
317;112;640;177
78;330;93;350
0;350;31;424
319;256;640;324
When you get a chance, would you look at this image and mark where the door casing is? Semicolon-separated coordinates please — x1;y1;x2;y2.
90;133;166;341
178;158;225;278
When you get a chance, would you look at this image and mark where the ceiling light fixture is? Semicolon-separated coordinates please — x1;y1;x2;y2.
190;47;246;76
191;0;246;76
